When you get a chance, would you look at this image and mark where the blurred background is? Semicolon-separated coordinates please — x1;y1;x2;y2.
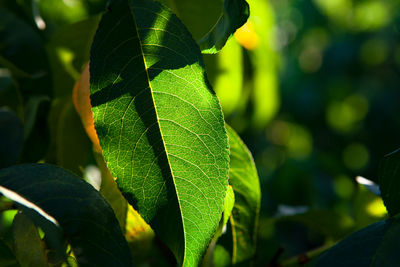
1;0;400;265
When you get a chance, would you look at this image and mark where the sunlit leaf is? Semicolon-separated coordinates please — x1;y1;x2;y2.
315;218;400;266
198;0;249;54
12;213;48;267
0;164;132;267
90;0;229;265
379;148;400;216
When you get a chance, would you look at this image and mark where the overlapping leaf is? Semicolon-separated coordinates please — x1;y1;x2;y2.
90;0;229;265
198;0;249;54
213;125;260;265
0;164;132;267
157;0;223;40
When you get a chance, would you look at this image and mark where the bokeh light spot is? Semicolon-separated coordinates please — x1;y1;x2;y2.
343;143;369;170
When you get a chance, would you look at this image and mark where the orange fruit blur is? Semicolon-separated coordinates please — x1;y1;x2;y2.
234;21;260;50
72;63;102;153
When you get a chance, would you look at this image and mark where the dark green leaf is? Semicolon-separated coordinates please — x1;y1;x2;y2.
218;125;260;265
315;218;400;266
198;0;249;54
0;109;23;169
0;163;132;267
379;148;400;216
56;100;92;176
90;0;229;265
0;239;20;267
12;213;48;267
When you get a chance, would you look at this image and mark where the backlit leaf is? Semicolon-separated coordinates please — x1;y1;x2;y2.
215;125;260;265
198;0;249;54
90;0;229;265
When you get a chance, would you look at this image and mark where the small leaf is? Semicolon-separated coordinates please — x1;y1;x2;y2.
12;213;48;267
379;148;400;216
218;125;260;265
0;163;132;267
198;0;249;54
90;0;229;265
315;218;400;266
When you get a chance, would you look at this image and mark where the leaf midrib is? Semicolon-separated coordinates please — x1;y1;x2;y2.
128;3;187;264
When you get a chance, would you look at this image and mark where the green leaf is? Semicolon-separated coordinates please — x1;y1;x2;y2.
379;148;400;217
0;163;132;267
157;0;223;40
0;109;23;169
315;218;400;266
56;100;92;176
198;0;249;54
12;213;48;267
90;0;229;265
220;125;261;265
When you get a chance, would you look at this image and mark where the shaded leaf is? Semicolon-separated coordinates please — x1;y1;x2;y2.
198;0;249;54
217;125;260;265
0;163;132;267
0;109;23;169
12;213;48;267
315;218;400;266
90;0;229;265
56;100;92;176
379;148;400;216
157;0;223;40
0;239;20;267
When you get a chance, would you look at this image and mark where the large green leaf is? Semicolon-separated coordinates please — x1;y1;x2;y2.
198;0;249;54
314;218;400;266
214;125;260;265
0;164;132;267
379;148;400;216
90;0;229;266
